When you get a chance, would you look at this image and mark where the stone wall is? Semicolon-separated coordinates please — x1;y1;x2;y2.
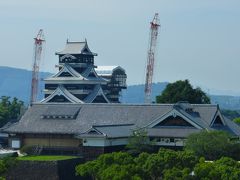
82;146;104;161
6;158;84;180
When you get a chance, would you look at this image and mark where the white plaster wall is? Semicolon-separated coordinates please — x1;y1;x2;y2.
82;138;106;147
105;138;128;146
83;137;128;147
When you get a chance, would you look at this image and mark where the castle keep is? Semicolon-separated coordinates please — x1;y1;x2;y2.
43;40;126;103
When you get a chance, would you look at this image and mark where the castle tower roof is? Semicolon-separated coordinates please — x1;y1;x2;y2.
56;40;97;56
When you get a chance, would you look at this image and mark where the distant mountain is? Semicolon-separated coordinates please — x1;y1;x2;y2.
120;82;168;103
121;83;240;110
0;66;51;105
210;95;240;110
0;66;240;110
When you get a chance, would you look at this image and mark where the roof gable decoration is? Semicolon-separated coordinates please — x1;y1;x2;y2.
210;110;226;127
52;64;85;79
60;54;76;62
85;127;106;136
147;109;203;129
41;85;84;103
76;127;107;138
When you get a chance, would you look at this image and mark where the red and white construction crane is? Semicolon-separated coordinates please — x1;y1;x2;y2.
30;29;45;105
144;13;160;103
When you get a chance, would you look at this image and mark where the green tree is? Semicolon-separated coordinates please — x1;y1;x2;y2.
0;160;7;176
142;149;198;180
0;157;17;180
185;130;240;160
76;149;199;180
194;157;240;180
233;117;240;124
163;167;192;180
221;109;240;120
156;80;210;104
0;96;24;127
76;152;139;180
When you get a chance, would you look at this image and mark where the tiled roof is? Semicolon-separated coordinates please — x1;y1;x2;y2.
56;41;96;55
4;103;240;137
41;85;84;103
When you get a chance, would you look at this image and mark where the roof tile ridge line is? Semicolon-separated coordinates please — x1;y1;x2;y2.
67;41;86;43
82;66;92;77
93;123;135;127
83;84;101;102
192;104;218;107
196;107;217;128
98;85;110;103
82;65;102;79
33;102;175;106
83;103;175;107
40;86;61;103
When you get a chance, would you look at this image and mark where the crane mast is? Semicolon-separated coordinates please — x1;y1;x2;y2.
30;29;45;105
144;13;160;103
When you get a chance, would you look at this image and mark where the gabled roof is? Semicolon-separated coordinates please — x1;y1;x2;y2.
44;65;108;83
84;84;110;103
41;85;84;103
82;66;108;81
4;103;240;137
79;124;134;138
4;103;172;134
147;108;205;130
55;40;97;55
51;64;85;79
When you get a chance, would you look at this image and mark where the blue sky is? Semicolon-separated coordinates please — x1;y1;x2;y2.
0;0;240;95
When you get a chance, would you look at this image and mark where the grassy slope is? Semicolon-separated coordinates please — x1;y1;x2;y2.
17;155;78;161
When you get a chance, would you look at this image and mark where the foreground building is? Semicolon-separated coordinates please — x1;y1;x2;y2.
5;102;240;159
